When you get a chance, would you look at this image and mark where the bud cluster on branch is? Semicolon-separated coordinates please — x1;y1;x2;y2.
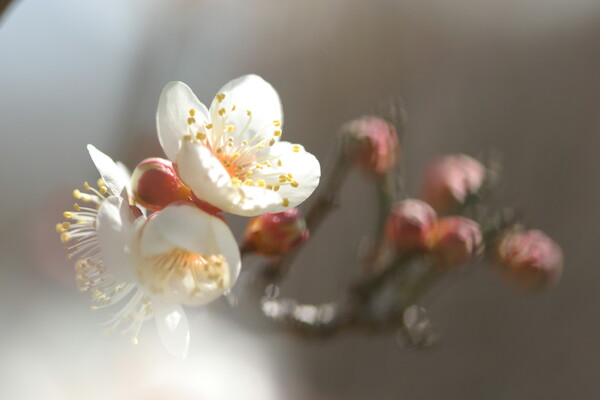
242;109;563;344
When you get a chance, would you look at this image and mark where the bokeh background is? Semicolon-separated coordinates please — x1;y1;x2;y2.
1;0;599;398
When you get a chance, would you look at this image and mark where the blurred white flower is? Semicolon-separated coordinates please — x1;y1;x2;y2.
57;145;241;358
156;74;321;217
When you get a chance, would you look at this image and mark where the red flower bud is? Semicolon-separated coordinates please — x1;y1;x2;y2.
339;116;399;176
385;199;437;254
428;216;483;268
421;154;485;214
494;229;563;292
242;209;309;256
131;158;192;211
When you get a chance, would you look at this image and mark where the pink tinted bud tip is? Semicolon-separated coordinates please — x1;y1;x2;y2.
339;116;399;176
131;158;192;211
494;229;563;292
421;154;485;214
243;208;309;256
427;216;483;269
385;199;437;254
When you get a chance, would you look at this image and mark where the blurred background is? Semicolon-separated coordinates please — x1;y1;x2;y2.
1;0;599;398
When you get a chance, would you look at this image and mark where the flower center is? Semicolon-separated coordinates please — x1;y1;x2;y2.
140;248;230;305
183;100;304;208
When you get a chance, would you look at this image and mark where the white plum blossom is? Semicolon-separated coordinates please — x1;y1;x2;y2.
156;74;321;217
58;145;241;358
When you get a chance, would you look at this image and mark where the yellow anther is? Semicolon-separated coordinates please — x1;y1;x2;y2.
218;108;226;116
55;223;65;233
293;145;300;153
60;232;71;243
287;173;293;179
274;185;280;191
97;178;105;187
242;141;248;146
63;211;73;218
258;145;265;149
279;174;289;181
226;124;236;132
246;110;252;116
216;148;223;154
237;165;243;170
282;198;289;207
231;177;242;186
197;132;206;140
263;161;272;167
232;152;240;159
83;181;91;190
257;179;266;187
183;134;192;141
216;93;226;103
205;123;213;129
244;179;254;186
245;171;253;178
73;203;80;211
273;120;281;127
255;164;263;169
231;105;237;111
277;160;283;167
291;180;299;188
99;186;108;194
266;184;273;190
189;108;196;116
269;139;275;146
274;130;282;137
62;222;71;229
187;117;196;125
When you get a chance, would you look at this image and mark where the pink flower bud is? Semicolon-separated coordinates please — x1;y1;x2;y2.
421;154;485;214
339;116;399;176
428;217;483;268
131;158;192;211
494;230;563;292
242;209;309;256
385;199;437;254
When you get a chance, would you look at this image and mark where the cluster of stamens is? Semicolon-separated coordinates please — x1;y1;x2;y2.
57;179;151;344
139;248;230;302
182;92;304;208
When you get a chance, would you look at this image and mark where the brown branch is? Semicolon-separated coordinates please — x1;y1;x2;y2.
0;0;15;21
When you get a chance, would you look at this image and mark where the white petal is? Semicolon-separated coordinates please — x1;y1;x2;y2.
137;214;175;258
177;140;282;216
115;161;132;199
253;141;321;213
157;81;209;161
96;196;137;282
209;75;283;148
233;185;284;217
87;145;127;197
152;296;190;359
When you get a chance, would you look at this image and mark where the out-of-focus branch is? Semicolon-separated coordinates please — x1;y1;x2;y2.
0;0;15;22
255;205;517;340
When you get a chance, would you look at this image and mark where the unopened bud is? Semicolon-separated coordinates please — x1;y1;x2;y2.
421;154;485;214
339;116;399;176
494;229;563;292
428;217;483;268
385;199;437;254
243;209;309;256
131;158;192;211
